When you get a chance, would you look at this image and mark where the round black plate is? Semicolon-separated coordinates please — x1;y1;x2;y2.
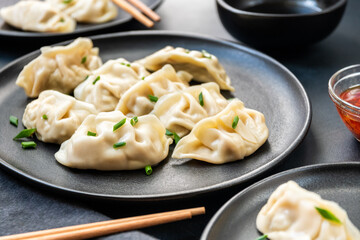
0;0;162;39
0;31;311;201
201;162;360;239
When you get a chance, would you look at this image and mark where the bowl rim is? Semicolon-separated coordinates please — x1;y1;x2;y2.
216;0;347;18
328;64;360;113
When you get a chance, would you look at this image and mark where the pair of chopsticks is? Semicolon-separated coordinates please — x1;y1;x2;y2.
112;0;160;28
0;207;205;240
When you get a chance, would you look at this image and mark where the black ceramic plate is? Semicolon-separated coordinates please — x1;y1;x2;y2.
201;162;360;239
0;0;162;39
0;31;311;201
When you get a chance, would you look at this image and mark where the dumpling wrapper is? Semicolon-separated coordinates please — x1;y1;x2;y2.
115;64;192;117
22;90;97;144
46;0;117;23
0;0;75;33
137;46;234;91
74;58;149;112
256;181;360;240
152;82;228;137
55;111;173;170
16;37;102;98
172;99;268;164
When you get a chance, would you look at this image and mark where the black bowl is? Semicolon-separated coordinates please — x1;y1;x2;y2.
216;0;347;48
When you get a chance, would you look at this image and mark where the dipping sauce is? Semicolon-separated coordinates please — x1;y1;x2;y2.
244;2;322;14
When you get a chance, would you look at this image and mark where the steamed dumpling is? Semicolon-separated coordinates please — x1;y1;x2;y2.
137;46;234;91
172;99;268;164
74;58;150;112
55;111;173;170
256;181;360;240
0;0;75;33
22;90;97;144
46;0;117;23
16;38;102;98
152;82;228;137
115;64;192;116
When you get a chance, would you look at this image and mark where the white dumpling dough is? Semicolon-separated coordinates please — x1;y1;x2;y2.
0;0;75;33
22;90;97;144
116;64;192;116
137;46;234;91
74;58;149;112
256;181;360;240
172;99;268;164
152;82;228;137
55;111;173;170
46;0;117;23
16;37;102;98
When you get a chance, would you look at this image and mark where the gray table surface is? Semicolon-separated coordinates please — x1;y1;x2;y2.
0;0;359;239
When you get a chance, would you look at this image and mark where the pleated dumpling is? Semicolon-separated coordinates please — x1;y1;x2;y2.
0;0;75;33
16;38;102;98
55;111;173;170
256;181;360;240
116;64;192;117
172;99;268;164
152;82;228;137
137;46;234;91
22;90;97;144
74;58;149;112
46;0;118;23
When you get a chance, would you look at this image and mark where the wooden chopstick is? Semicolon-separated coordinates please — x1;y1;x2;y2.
127;0;161;21
0;207;205;240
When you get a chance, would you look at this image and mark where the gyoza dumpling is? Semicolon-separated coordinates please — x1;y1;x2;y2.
172;99;268;164
152;82;228;137
16;38;102;98
46;0;117;23
74;58;150;112
22;90;97;144
116;64;192;116
137;46;234;91
55;111;172;170
256;181;360;240
0;0;75;33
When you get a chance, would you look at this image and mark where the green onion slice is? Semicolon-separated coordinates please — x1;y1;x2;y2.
130;116;138;126
141;76;145;80
84;75;89;81
165;129;173;136
201;50;212;59
126;63;131;67
10;116;18;127
113;141;126;148
173;132;181;144
315;207;342;224
42;114;48;120
255;235;268;240
81;56;87;64
87;131;96;136
145;165;153;176
113;118;126;131
232;116;239;129
199;92;204;106
92;76;100;85
21;141;37;149
13;128;36;140
60;18;65;23
63;0;73;3
148;95;158;103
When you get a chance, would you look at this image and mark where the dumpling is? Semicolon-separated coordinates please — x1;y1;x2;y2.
0;0;75;33
152;82;228;137
46;0;117;23
172;99;268;164
16;37;102;98
137;46;234;91
115;64;192;117
256;181;360;240
22;90;97;144
55;111;173;170
74;58;149;112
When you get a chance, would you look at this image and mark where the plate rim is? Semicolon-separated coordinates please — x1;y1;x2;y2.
200;161;360;239
0;30;312;201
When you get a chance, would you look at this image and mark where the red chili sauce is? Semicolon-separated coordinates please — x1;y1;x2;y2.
339;85;360;140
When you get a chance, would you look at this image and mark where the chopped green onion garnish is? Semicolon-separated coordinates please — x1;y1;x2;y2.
87;131;96;136
60;18;65;23
202;50;212;59
315;207;342;224
126;63;131;67
113;141;126;148
141;76;145;80
63;0;73;3
84;75;89;81
10;116;18;127
113;118;126;131
81;56;87;64
121;62;126;65
165;129;173;136
148;95;158;102
232;116;239;129
173;132;181;144
92;76;100;85
130;116;138;126
21;141;37;149
13;128;36;140
255;235;268;240
145;165;152;176
199;92;204;106
42;114;48;120
185;49;190;53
